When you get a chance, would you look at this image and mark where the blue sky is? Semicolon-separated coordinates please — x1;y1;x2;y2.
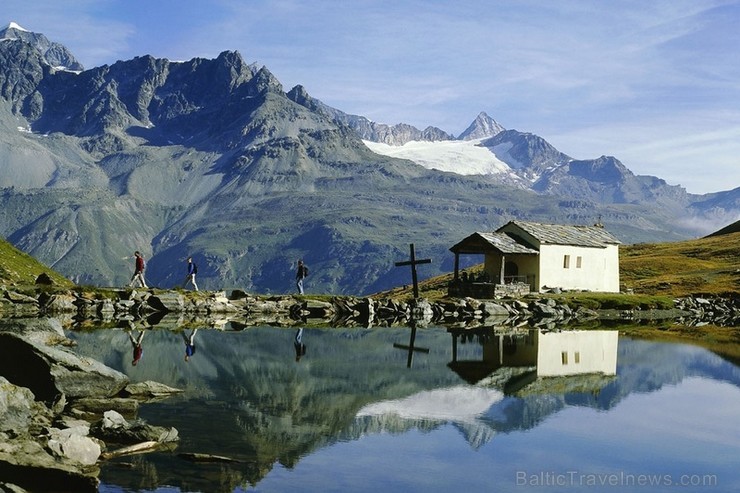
4;0;740;194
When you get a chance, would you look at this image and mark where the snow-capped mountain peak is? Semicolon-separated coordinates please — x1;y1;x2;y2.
0;21;84;72
458;111;506;140
5;21;28;32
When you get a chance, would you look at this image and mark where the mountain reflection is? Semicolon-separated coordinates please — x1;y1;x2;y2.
59;323;739;493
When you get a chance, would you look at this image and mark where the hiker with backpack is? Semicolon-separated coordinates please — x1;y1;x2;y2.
295;259;308;294
183;256;199;291
129;251;148;289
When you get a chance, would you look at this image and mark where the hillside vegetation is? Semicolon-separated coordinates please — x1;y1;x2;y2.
620;231;740;297
0;238;73;288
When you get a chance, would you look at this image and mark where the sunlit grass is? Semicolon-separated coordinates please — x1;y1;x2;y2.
0;238;74;290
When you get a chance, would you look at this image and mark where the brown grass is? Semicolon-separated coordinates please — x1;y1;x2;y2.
620;231;740;297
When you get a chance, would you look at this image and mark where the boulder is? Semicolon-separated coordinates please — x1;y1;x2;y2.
0;436;99;492
0;378;99;492
46;426;101;465
35;273;55;285
122;381;184;399
40;293;78;313
146;292;184;312
0;317;67;346
68;397;139;418
0;332;129;404
90;410;179;444
2;290;37;304
481;302;509;316
0;377;52;435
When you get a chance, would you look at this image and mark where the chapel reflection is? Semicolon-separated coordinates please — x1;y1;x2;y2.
447;327;618;394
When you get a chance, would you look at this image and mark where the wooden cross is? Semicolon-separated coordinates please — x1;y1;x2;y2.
394;243;432;299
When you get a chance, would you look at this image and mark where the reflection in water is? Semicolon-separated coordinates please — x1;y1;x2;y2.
126;329;145;366
58;323;740;493
448;328;618;394
392;320;430;368
294;328;306;362
182;328;198;362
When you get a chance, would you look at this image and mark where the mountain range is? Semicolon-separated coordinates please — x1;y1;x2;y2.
1;22;738;295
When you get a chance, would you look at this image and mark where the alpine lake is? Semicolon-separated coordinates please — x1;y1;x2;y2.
63;319;740;493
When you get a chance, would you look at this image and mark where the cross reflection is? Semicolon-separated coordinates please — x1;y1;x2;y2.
393;318;430;368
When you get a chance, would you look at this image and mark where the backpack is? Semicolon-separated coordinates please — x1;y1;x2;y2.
303;265;308;277
193;263;198;274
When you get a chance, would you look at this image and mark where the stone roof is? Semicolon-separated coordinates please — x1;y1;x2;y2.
450;231;539;254
478;232;539;254
499;221;621;248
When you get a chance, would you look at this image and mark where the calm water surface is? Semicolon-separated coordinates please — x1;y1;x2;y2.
66;325;740;493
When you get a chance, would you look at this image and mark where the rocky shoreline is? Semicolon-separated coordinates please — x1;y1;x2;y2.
0;318;182;492
2;286;739;328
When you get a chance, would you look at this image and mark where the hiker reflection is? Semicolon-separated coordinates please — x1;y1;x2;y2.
294;328;307;362
183;329;198;362
127;330;145;366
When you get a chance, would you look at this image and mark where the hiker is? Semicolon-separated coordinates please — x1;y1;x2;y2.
295;259;308;294
129;251;148;288
183;257;198;291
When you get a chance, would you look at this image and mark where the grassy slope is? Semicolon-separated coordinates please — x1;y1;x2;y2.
620;231;740;297
0;237;73;288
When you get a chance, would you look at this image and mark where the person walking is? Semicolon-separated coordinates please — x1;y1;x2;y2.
295;259;308;294
129;251;148;288
183;257;198;291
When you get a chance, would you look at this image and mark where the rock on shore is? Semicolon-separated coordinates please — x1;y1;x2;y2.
0;318;182;492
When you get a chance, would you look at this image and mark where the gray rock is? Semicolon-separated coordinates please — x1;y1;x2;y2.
0;332;129;404
46;426;101;465
68;397;139;418
122;381;184;399
2;290;37;304
40;293;77;313
0;481;29;492
147;292;184;312
0;437;99;492
0;377;52;434
0;378;99;492
90;410;179;444
481;302;509;316
0;317;66;345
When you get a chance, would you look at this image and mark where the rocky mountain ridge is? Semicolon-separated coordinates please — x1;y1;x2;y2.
0;22;83;72
0;24;738;295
